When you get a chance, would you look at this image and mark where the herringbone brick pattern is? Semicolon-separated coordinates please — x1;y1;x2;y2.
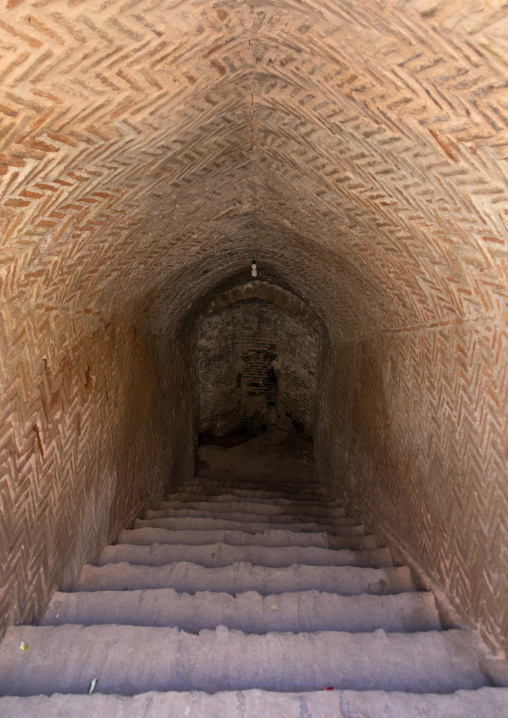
0;304;170;637
0;0;506;661
204;281;321;330
0;0;505;335
319;320;508;654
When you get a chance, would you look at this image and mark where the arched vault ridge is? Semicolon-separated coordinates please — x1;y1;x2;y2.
203;281;322;332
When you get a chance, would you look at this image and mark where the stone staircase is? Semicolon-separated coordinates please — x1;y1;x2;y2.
1;475;507;717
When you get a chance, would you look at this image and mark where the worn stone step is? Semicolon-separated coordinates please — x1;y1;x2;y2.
135;516;365;535
166;491;340;508
2;688;508;718
75;561;415;595
183;478;327;494
0;625;486;695
96;543;392;569
169;492;341;508
116;527;378;551
168;487;329;503
158;499;346;518
327;533;378;550
145;507;354;527
118;526;329;548
41;588;441;634
180;484;327;499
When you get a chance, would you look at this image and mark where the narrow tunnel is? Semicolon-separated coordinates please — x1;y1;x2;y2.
193;281;322;486
196;285;321;441
0;0;507;710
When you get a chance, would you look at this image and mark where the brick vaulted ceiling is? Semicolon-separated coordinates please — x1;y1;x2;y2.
0;0;507;341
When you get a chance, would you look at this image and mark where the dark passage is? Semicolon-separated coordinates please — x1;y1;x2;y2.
196;298;320;445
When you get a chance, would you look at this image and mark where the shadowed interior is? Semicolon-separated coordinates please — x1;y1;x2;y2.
196;298;320;442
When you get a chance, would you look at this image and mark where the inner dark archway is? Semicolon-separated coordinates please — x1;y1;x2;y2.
195;297;320;446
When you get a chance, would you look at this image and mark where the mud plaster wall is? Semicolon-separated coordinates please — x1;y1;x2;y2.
316;319;508;655
0;305;188;640
196;300;319;440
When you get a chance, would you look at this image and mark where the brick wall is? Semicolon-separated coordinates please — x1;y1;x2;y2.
0;303;193;640
316;318;508;655
0;0;506;663
196;300;320;441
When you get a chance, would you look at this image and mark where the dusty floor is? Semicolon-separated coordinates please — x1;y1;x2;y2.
197;429;314;484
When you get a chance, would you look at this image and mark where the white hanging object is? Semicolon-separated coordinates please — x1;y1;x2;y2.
251;257;257;278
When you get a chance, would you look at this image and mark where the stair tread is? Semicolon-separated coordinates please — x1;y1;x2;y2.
183;479;327;492
0;625;486;695
168;488;329;502
75;561;415;595
135;516;365;535
145;507;355;525
2;688;508;718
96;542;392;569
164;494;341;508
180;485;327;497
117;527;377;550
328;533;378;549
157;500;346;517
118;526;330;547
41;588;442;633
